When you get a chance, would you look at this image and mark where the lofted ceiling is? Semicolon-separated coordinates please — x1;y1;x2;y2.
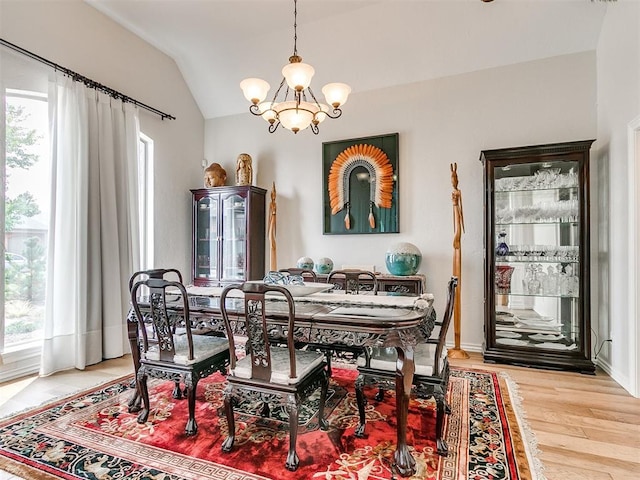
85;0;609;120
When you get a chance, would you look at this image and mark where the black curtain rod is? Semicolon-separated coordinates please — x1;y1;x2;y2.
0;38;176;121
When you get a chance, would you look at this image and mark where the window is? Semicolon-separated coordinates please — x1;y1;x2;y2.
2;88;50;352
138;132;154;270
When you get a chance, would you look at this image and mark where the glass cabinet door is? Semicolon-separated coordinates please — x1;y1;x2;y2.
195;196;218;281
221;193;247;282
493;161;581;353
481;139;594;374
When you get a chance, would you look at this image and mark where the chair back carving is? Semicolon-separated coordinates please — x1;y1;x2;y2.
221;282;297;381
431;276;458;375
129;268;183;293
278;268;317;282
327;269;378;295
131;278;191;363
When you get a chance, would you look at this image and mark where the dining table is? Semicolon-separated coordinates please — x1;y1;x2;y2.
126;284;436;477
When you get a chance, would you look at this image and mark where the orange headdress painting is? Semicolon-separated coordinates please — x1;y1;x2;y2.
328;144;394;229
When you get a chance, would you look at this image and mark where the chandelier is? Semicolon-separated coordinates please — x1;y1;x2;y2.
239;0;351;134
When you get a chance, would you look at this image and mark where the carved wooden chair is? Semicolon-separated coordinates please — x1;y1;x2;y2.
354;276;458;456
127;268;184;412
327;269;378;295
219;282;329;471
306;269;379;373
278;267;318;282
130;278;230;436
128;267;183;292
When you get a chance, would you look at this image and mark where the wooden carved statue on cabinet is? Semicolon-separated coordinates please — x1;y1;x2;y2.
235;153;253;186
204;162;227;187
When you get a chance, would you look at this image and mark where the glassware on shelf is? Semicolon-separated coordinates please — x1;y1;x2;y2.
495;265;515;294
495;199;579;224
494;168;579;192
496;231;510;257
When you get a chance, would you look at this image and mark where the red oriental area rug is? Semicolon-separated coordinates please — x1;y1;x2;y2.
0;367;545;480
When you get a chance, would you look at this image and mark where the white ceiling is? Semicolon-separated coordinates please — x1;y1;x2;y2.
85;0;609;120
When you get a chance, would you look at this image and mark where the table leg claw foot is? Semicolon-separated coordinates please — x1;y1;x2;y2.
393;447;416;477
285;451;299;471
221;436;234;453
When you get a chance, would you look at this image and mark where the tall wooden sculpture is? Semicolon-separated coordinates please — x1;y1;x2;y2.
448;163;469;359
269;182;277;271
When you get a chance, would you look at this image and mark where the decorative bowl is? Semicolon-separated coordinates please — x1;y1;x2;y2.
385;242;421;276
296;256;314;270
314;257;334;274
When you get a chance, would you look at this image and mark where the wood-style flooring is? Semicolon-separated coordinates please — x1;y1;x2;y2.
1;353;639;479
449;353;640;480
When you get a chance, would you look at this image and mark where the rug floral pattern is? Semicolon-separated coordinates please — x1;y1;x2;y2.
0;368;538;480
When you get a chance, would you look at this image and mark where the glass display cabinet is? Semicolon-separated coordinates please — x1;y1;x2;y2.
191;186;266;286
480;140;595;373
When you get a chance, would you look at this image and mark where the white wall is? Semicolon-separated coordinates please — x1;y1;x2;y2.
595;1;640;396
206;52;597;352
0;0;205;276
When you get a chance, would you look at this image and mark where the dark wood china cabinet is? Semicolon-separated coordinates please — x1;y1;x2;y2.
191;186;266;286
480;140;595;374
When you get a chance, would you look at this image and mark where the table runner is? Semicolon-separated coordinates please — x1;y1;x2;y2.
185;285;434;310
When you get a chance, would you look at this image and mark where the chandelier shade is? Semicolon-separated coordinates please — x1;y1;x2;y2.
322;83;351;108
282;60;315;91
239;78;270;104
240;0;350;134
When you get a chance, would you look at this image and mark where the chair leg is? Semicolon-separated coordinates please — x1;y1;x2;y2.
318;370;329;431
324;348;333;378
136;370;150;424
221;389;235;453
184;377;198;436
127;385;142;413
354;375;367;438
172;381;183;400
285;401;300;471
435;394;449;457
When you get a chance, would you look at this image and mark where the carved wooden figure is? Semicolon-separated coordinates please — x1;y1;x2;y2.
448;163;469;359
204;162;227;187
269;182;277;271
235;153;253;186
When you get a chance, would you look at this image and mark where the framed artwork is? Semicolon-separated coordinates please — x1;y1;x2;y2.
322;133;399;235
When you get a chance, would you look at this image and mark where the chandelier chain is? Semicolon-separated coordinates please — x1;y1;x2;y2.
292;0;298;57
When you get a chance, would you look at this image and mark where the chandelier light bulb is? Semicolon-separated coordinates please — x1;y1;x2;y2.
258;102;278;123
240;78;270;104
322;83;351;108
282;60;315;91
277;101;314;133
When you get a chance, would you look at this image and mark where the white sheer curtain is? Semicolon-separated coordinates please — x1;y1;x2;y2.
41;74;141;376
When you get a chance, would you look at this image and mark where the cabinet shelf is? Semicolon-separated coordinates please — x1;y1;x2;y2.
480;140;595;374
495;186;578;195
497;292;579;299
496;221;579;227
496;258;579;264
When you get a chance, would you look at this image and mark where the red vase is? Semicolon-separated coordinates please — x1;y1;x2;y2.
495;265;515;294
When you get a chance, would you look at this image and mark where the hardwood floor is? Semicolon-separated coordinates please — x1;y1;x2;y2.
1;353;639;479
449;353;640;480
